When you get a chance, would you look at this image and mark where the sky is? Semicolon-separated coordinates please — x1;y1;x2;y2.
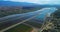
1;0;60;5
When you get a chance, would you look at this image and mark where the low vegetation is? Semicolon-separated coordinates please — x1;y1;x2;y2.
5;24;33;32
0;6;41;17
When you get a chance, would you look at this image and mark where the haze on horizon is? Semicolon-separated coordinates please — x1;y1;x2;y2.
0;0;60;5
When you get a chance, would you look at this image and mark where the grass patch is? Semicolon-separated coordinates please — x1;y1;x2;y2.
5;24;33;32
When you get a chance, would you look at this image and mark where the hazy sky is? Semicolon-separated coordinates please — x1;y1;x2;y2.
1;0;60;4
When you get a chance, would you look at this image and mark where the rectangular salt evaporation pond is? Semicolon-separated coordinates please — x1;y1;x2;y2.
0;10;41;30
4;15;43;32
24;15;44;28
0;12;37;30
24;7;57;28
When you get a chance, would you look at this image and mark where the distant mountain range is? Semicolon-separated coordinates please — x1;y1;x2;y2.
0;1;40;7
0;1;60;8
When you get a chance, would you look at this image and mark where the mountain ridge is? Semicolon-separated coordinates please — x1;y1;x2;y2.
0;1;40;7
